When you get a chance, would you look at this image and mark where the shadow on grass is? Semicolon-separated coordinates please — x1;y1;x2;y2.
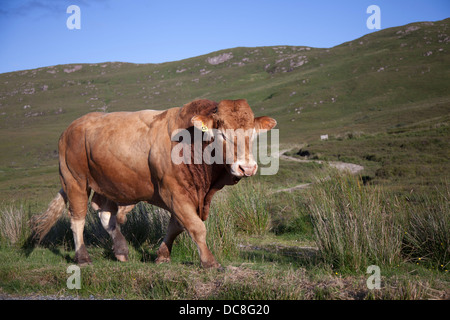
19;233;73;263
48;246;73;263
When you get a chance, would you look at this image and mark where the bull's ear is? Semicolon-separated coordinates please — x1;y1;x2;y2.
254;116;277;133
191;115;214;133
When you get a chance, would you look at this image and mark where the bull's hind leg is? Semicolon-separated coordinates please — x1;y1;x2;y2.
91;193;130;262
67;187;91;266
156;214;185;264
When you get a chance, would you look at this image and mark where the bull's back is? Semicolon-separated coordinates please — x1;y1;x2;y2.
59;110;171;203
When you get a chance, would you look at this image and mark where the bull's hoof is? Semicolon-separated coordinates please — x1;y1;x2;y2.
201;260;222;270
75;244;92;266
112;235;129;261
77;260;93;267
155;244;171;264
155;256;171;264
115;254;128;262
75;254;92;266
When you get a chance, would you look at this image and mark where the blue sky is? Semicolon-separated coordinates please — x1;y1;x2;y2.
0;0;449;73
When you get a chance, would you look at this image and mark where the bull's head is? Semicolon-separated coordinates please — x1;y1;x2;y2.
191;99;276;179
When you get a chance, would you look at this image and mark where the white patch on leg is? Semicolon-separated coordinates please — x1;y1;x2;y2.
70;218;86;252
98;211;117;235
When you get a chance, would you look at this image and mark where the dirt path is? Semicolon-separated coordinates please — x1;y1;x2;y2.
274;150;364;193
279;154;364;175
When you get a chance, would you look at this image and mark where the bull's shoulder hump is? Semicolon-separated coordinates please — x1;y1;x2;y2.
137;109;167;117
136;108;181;125
69;109;172;130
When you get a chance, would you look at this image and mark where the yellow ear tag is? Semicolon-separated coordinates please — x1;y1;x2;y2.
201;122;208;132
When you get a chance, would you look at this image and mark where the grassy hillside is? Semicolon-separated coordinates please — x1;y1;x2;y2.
0;19;449;300
0;18;449;202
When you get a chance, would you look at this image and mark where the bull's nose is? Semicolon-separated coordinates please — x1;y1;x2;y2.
238;164;258;177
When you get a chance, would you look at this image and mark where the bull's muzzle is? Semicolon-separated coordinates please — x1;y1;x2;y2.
232;162;258;177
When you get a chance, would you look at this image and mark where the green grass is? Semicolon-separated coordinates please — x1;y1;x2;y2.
0;243;448;300
1;174;449;299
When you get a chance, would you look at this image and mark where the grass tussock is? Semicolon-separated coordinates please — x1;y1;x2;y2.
403;185;450;270
306;174;450;273
225;180;272;236
0;202;29;245
120;202;170;250
307;174;405;272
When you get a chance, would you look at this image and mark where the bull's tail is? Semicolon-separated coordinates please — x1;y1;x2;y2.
32;188;67;243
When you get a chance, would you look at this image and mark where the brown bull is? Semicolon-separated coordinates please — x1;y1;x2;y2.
32;99;276;268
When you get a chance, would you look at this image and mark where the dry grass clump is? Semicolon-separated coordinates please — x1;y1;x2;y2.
0;203;29;245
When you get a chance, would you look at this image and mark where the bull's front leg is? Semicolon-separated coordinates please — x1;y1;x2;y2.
169;199;221;269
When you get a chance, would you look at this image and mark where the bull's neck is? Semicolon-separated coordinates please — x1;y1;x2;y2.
185;140;225;192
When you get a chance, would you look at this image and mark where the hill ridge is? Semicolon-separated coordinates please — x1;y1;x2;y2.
0;18;448;170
